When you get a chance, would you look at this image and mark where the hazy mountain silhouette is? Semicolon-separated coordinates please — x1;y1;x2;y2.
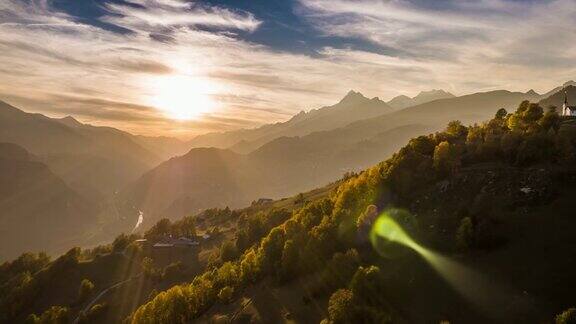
132;135;187;160
123;88;542;227
541;80;576;98
387;89;455;109
120;148;263;227
0;101;186;198
0;143;99;260
188;90;393;153
539;85;576;108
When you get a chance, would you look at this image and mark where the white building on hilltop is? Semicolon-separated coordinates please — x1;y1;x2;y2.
562;92;576;116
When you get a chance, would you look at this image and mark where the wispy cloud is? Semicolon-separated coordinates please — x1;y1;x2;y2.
0;0;269;136
298;0;576;90
102;0;262;32
0;0;575;138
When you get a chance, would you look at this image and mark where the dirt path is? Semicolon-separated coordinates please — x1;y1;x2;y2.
73;273;141;323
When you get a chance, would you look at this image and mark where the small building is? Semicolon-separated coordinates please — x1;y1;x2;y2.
562;92;576;116
153;243;174;248
152;237;200;249
252;198;273;206
174;237;200;247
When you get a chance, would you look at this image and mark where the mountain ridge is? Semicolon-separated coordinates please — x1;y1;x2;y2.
0;143;100;260
387;89;455;109
0;100;187;198
188;90;393;153
120;88;544;228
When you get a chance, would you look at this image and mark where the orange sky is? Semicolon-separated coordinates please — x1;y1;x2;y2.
1;0;575;139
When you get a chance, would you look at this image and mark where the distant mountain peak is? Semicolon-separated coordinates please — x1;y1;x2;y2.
415;89;454;98
339;90;369;105
542;80;576;98
288;110;308;123
526;89;539;96
538;84;576;108
58;116;83;127
387;89;454;109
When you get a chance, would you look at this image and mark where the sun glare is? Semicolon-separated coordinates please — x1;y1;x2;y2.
148;75;218;120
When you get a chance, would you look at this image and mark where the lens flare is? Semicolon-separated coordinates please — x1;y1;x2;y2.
369;209;418;258
369;209;532;319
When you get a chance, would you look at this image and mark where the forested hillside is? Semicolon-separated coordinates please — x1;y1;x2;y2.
6;99;576;323
128;100;576;323
0;184;337;323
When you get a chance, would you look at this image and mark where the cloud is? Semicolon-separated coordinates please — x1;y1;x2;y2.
0;0;426;137
1;0;575;138
102;0;262;32
113;59;174;74
0;0;266;136
298;0;576;90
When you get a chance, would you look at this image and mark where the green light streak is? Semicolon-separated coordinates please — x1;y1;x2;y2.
370;212;418;249
369;209;530;319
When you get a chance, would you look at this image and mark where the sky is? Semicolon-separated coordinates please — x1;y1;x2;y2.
1;0;576;138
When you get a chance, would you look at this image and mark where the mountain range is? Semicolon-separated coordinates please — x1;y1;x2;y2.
1;83;574;258
121;87;547;228
188;90;394;153
0;101;188;258
387;89;455;109
0;101;187;199
188;89;458;154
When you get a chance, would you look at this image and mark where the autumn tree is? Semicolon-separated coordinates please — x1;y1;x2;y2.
433;141;461;175
217;286;233;304
172;216;196;237
32;306;70;324
145;218;171;240
240;249;260;283
556;307;576;324
539;108;561;133
327;289;355;323
446;120;467;139
495;108;508;120
350;265;384;306
220;241;238;262
278;239;299;281
78;279;95;302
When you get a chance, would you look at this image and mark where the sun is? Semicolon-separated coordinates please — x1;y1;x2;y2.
147;75;218;120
